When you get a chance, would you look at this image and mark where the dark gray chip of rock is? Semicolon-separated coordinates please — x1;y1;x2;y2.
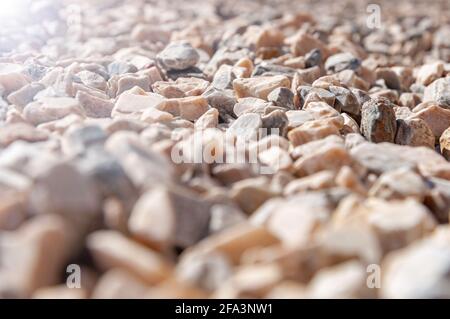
361;97;397;143
329;85;361;116
304;48;322;68
157;42;200;71
325;52;361;73
267;87;295;110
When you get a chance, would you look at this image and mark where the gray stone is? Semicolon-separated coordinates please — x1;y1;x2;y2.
157;42;200;71
267;87;294;109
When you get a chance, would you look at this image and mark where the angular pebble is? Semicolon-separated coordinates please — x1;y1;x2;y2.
361;97;397;143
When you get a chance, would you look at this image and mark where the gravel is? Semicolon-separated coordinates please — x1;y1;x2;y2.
0;0;449;299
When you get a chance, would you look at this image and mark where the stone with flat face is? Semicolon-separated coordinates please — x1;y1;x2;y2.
233;75;290;100
128;186;211;249
157;42;200;71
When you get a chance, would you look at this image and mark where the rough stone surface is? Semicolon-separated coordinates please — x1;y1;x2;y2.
361;97;397;143
0;0;449;300
157;42;200;71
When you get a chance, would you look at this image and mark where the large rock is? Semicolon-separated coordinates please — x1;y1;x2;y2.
23;97;85;125
128;186;211;249
360;97;397;143
366;198;436;254
350;142;450;178
87;230;173;284
0;63;30;95
157;42;200;71
410;103;450;138
112;89;166;117
307;261;375;298
0;215;77;298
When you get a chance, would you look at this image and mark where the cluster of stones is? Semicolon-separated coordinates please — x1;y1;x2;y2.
0;0;450;299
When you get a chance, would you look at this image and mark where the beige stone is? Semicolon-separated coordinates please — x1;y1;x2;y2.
233;75;290;100
230;177;276;214
227;113;262;141
87;230;172;284
381;227;450;298
33;285;88;299
266;193;332;246
156;96;209;121
440;127;450;160
233;97;270;116
28;163;101;228
23;97;85;125
287;117;343;147
112;89;166;117
0;215;77;297
77;70;107;91
0;123;48;147
176;252;233;292
152;77;209;98
0;63;30;94
307;261;375;298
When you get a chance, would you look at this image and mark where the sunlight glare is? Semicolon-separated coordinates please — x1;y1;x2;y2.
0;0;28;19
